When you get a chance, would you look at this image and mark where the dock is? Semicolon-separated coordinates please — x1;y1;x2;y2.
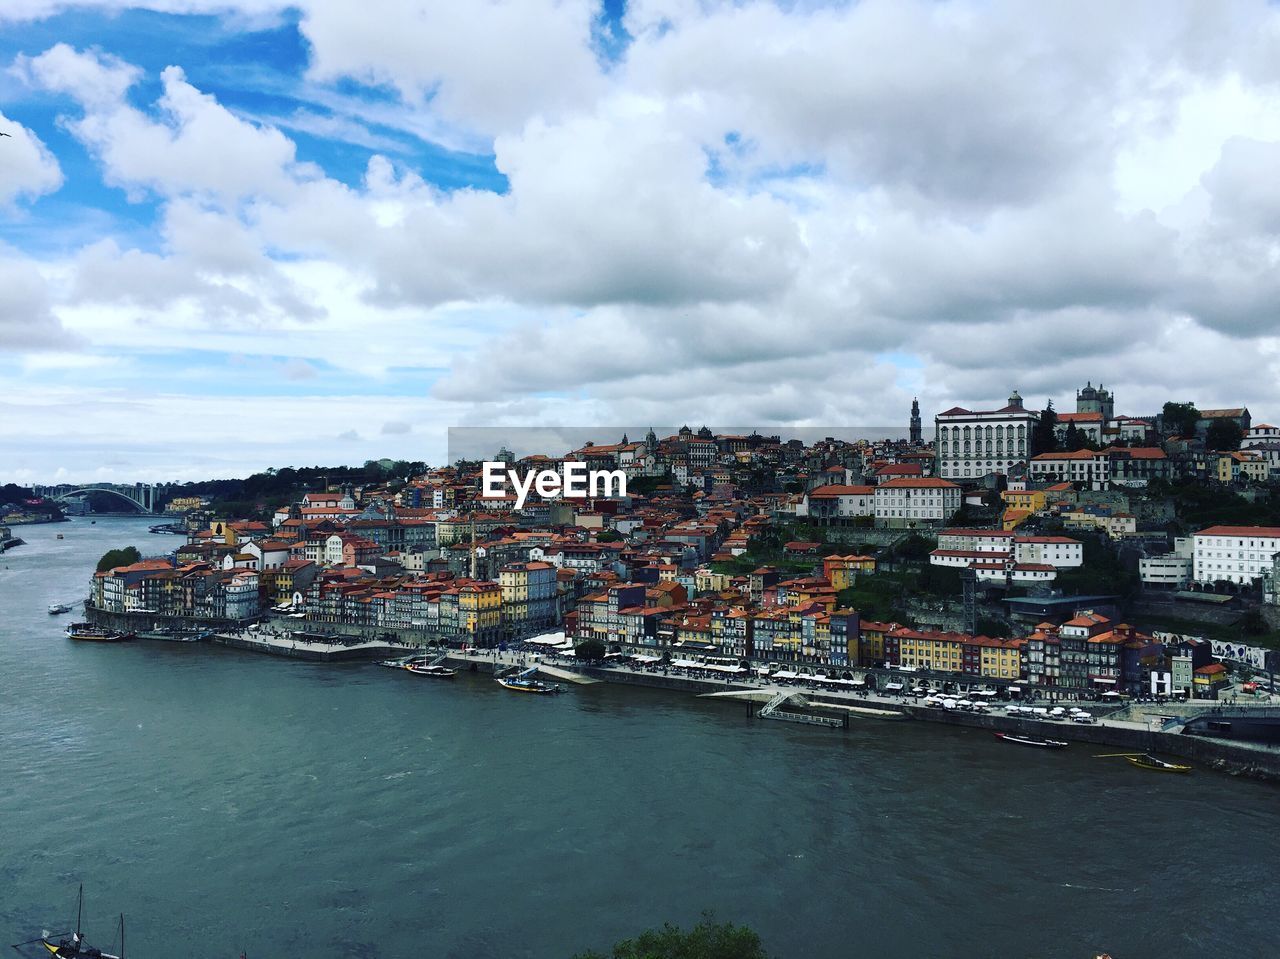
211;630;414;662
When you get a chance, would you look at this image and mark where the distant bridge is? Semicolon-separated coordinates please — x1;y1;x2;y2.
36;483;157;514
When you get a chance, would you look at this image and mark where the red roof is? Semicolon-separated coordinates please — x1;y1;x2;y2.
1195;525;1280;539
808;484;875;497
878;478;959;489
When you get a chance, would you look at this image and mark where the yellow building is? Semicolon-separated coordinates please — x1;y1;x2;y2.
822;554;876;592
979;638;1023;680
459;582;502;642
1218;452;1268;483
1001;488;1047;514
695;568;732;594
858;621;893;667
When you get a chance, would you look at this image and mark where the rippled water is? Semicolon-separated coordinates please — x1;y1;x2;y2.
2;517;1277;959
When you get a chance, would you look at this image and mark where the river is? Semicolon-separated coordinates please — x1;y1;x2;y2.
1;516;1276;959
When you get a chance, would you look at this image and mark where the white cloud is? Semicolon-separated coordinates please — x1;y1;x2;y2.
0;111;63;204
19;45;299;202
7;1;1280;480
297;0;604;138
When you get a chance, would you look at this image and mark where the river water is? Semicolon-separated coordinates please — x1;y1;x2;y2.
1;517;1277;959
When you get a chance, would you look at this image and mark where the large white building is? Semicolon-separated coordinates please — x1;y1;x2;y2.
801;484;875;521
1192;525;1280;586
930;529;1084;581
873;478;961;528
935;391;1039;480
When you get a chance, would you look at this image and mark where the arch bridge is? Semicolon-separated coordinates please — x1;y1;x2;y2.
40;484;156;514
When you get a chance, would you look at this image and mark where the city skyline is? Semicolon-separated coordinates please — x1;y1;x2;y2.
4;1;1280;483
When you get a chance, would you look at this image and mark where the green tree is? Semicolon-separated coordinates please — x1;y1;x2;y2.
1031;401;1059;454
595;529;623;543
1162;401;1200;437
1205;418;1243;452
575;638;608;661
1063;422;1086;451
96;546;142;572
573;917;768;959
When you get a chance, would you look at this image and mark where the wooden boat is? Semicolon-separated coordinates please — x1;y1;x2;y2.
497;677;561;695
13;885;125;959
65;622;134;642
497;667;561;695
994;731;1068;749
1125;753;1192;773
404;663;456;678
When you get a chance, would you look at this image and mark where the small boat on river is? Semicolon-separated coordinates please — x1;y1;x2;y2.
65;622;134;642
405;662;456;678
497;666;561;695
994;731;1068;749
1125;753;1192;773
12;885;125;959
48;603;74;615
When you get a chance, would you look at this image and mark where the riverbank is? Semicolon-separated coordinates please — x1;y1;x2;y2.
443;648;1280;782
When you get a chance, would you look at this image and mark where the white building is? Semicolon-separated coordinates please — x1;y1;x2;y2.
873;478;961;528
1029;450;1111;488
224;572;260;620
803;484;875;521
931;530;1083;576
1243;423;1280;449
935;391;1039;481
1192;525;1280;586
1053;412;1104;444
1140;538;1193;589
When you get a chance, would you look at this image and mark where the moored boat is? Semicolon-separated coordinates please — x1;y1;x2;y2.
48;602;74;615
65;622;134;642
1125;753;1192;773
405;663;456;678
994;731;1068;749
497;666;561;695
497;677;562;694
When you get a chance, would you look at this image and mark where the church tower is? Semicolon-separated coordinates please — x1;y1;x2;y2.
910;398;923;445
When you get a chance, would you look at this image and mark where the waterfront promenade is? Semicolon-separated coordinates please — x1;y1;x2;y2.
443;645;1280;779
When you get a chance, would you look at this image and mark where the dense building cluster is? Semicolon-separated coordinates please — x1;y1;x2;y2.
85;392;1280;695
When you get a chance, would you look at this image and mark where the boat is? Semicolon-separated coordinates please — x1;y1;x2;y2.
135;628;205;643
12;885;125;959
1125;753;1192;773
65;622;135;642
497;666;561;695
404;662;456;678
56;533;64;539
994;731;1068;749
48;603;74;615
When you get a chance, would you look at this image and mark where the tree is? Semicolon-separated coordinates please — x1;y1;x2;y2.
1031;401;1059;454
96;546;142;573
595;529;623;543
1205;418;1243;452
575;638;607;662
1162;401;1200;438
1063;422;1086;452
572;917;768;959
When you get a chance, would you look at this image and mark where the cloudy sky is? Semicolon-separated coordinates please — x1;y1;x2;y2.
3;0;1280;483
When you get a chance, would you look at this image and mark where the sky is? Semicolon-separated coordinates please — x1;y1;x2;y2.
3;0;1280;484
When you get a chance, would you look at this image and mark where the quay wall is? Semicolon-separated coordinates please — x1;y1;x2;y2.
86;604;249;633
901;705;1280;781
210;633;407;662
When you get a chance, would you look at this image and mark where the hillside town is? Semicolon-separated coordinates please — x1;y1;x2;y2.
81;386;1280;698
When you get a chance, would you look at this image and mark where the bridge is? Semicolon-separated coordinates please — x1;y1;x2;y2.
35;483;157;514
